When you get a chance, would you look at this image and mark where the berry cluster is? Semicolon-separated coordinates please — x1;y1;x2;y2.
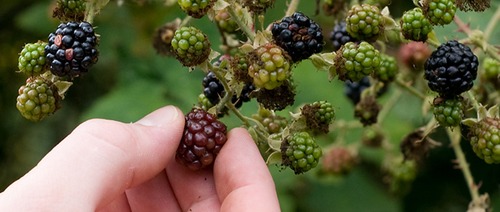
15;4;100;121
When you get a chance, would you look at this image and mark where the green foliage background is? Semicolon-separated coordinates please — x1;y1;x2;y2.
1;0;500;211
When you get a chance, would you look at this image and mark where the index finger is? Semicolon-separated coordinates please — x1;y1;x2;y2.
214;128;280;212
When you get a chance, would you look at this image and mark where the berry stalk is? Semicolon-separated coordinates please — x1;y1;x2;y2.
484;5;500;41
284;0;300;17
85;0;110;24
394;77;427;100
226;0;255;42
446;127;481;204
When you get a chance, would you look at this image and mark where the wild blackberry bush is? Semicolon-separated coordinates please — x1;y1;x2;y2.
10;0;500;210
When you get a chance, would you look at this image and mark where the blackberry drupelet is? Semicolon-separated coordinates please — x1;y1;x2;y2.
271;12;324;62
176;108;228;170
424;40;478;97
45;21;99;78
330;21;357;51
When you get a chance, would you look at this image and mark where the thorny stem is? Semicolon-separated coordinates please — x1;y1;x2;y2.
84;0;110;24
227;1;255;42
285;0;300;17
454;16;500;61
207;62;269;145
446;127;481;204
207;63;233;114
484;5;500;42
377;88;402;124
395;77;427;100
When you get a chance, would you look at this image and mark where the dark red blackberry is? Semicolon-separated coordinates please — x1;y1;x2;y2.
202;71;254;108
271;12;324;62
344;76;371;104
176;108;227;170
45;21;98;78
329;21;357;51
424;40;478;97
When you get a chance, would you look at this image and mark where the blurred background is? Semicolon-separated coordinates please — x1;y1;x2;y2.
1;0;500;211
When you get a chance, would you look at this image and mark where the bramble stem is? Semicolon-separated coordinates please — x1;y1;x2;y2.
179;16;192;28
85;0;110;24
227;1;255;42
377;88;402;124
207;63;233;114
285;0;300;17
395;78;427;100
484;4;500;42
446;127;481;203
467;91;482;118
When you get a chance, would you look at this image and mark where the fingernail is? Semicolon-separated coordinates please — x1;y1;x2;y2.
136;105;180;127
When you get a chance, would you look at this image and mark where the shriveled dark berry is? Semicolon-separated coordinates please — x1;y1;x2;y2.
176;108;228;170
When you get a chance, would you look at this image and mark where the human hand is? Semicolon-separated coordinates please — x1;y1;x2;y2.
0;106;280;211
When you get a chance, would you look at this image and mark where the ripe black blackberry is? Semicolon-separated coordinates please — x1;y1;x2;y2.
424;40;478;97
344;76;371;105
271;12;324;62
202;71;254;108
202;71;224;105
330;21;357;51
45;21;98;78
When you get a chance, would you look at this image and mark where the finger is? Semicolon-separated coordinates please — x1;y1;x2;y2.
167;160;220;212
0;106;185;211
96;194;131;212
214;128;280;212
125;170;181;212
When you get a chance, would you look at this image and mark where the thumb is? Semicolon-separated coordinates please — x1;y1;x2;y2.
0;106;185;211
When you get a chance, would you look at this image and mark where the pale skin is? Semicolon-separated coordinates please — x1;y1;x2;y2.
0;106;280;211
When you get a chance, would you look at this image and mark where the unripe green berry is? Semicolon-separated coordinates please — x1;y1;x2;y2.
171;26;211;66
401;7;433;41
335;41;381;82
248;43;291;90
281;131;322;174
18;41;48;76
